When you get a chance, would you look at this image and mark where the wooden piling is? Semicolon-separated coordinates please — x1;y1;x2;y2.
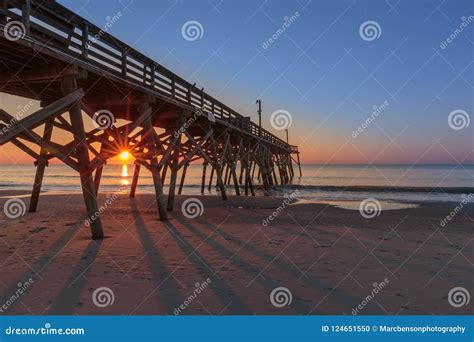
296;152;302;177
29;119;53;212
130;161;141;198
178;162;188;195
210;136;227;200
141;103;168;220
208;166;214;192
166;132;181;211
201;162;207;194
62;75;104;239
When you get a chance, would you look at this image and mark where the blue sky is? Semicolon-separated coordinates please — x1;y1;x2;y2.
57;0;473;164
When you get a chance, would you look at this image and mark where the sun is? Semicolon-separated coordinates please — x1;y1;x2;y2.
119;151;131;161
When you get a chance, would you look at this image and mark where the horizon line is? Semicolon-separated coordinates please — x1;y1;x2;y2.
1;162;473;167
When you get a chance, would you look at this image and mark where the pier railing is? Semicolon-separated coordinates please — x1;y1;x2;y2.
0;0;298;153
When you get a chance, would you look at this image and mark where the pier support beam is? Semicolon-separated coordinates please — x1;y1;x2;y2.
62;75;104;239
208;166;215;192
28;118;54;213
296;152;302;177
178;162;188;195
141;103;168;220
201;162;207;194
166;131;182;211
210;135;227;200
93;143;106;194
29;119;54;212
130;161;141;198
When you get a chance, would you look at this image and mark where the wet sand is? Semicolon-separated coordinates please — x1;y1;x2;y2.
0;191;472;315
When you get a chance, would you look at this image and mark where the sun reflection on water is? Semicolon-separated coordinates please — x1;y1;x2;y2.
121;164;129;177
120;164;130;186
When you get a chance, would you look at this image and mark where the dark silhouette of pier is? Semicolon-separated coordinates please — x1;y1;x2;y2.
0;0;301;239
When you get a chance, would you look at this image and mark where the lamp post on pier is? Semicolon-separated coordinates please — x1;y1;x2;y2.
256;99;262;136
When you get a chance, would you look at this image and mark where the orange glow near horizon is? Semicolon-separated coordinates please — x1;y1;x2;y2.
0;94;472;166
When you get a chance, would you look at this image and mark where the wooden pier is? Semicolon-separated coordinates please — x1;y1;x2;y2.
0;0;301;239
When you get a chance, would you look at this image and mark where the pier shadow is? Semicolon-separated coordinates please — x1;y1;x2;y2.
130;201;183;313
2;215;84;313
196;213;364;313
48;240;103;314
172;213;314;314
163;219;252;314
261;210;462;284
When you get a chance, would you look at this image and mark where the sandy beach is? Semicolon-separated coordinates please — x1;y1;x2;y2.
0;190;472;315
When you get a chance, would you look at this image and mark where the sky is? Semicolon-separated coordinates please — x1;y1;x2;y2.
0;0;473;165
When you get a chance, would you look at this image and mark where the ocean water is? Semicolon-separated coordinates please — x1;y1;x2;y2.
0;164;472;203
